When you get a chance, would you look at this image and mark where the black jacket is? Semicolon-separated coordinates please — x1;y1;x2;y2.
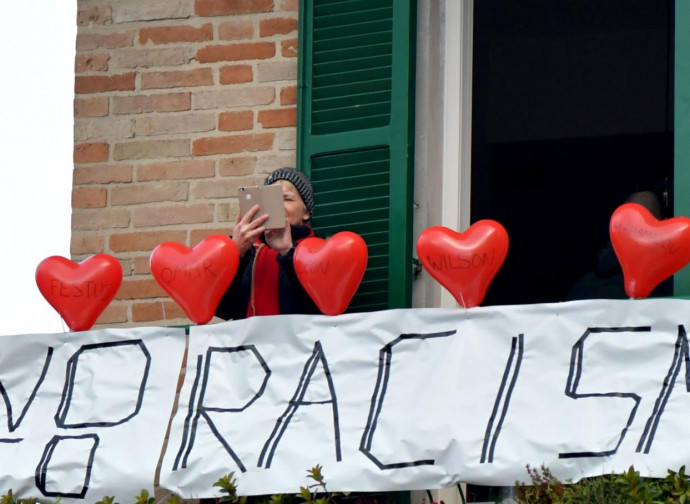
214;225;319;320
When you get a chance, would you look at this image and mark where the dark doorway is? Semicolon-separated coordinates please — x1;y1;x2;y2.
471;0;674;306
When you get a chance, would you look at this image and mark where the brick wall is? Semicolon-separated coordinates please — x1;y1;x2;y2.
73;0;300;328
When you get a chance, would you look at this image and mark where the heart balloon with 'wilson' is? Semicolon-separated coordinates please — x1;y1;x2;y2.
36;254;123;331
294;231;368;316
150;235;239;324
417;221;509;308
610;203;690;298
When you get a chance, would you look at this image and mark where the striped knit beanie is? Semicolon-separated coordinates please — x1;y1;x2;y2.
264;167;315;216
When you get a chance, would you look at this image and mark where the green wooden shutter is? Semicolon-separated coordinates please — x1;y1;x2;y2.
297;0;417;312
675;0;690;296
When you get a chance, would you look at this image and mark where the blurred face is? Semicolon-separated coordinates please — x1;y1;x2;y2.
273;180;311;226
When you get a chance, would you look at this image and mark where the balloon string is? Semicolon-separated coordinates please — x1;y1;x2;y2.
162;302;167;324
56;308;68;333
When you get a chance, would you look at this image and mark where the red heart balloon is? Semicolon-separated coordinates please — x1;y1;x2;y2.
417;221;509;308
35;254;123;331
610;203;690;298
150;235;239;324
294;231;368;316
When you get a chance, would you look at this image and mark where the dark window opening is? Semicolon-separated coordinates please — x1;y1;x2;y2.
471;0;674;306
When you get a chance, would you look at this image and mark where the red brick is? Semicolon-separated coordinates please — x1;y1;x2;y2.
75;53;110;73
275;129;296;150
110;230;187;253
73;164;133;184
72;208;131;230
140;23;213;45
218;20;254;40
74;97;109;118
195;0;273;17
76;31;135;50
256;152;295;172
278;0;299;11
280;86;297;105
256;61;295;81
190;227;233;246
260;17;298;37
72;187;107;208
111;181;189;206
75;73;135;94
71;234;105;255
196;42;275;63
135;303;172;324
281;38;298;57
74;117;134;142
193;133;274;156
219;156;256;176
194;88;274;109
216;200;240;222
193;177;256;199
219;110;253;131
133;256;152;275
112;93;190;114
132;301;187;322
141;68;213;89
110;47;193;69
219;65;253;84
111;2;193;23
164;301;187;320
74;142;109;163
113;139;189;160
258;108;296;128
133;204;214;227
137;160;215;181
77;5;113;26
115;278;167;299
135;113;215;136
119;258;134;277
95;303;128;324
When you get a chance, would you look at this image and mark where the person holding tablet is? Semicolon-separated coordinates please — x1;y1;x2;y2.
214;167;319;320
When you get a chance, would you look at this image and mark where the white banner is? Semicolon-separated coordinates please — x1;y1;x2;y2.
160;299;690;497
5;300;690;499
0;327;185;501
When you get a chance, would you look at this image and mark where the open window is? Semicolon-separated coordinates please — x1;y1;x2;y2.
470;0;675;305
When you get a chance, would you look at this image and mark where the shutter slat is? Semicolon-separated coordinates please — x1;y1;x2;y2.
313;102;392;125
317;221;390;237
315;55;391;76
315;210;389;227
314;44;393;66
314;115;391;135
315;19;392;40
315;0;393;18
316;172;389;191
312;78;392;100
314;66;392;87
317;197;389;215
314;30;392;52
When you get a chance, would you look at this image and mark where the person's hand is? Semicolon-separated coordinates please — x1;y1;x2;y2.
265;219;293;256
232;205;269;256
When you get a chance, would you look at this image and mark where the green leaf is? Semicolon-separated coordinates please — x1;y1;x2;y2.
0;490;15;504
166;494;181;504
307;465;324;484
135;489;156;504
298;487;312;503
214;473;242;503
